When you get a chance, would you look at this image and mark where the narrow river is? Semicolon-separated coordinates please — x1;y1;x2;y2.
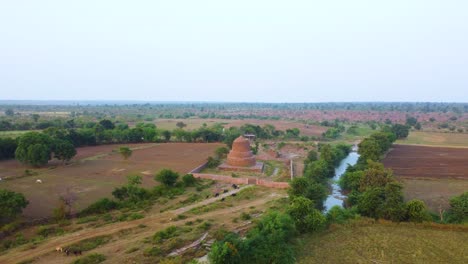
324;150;360;211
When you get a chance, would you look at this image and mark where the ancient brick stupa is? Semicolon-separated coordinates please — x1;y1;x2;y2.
219;136;264;172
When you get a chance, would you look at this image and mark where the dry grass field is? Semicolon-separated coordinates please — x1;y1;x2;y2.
396;131;468;148
297;219;468;264
0;143;222;219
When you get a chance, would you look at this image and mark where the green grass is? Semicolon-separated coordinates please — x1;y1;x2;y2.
396;131;468;147
0;130;40;139
67;235;113;252
297;219;468;264
71;253;106;264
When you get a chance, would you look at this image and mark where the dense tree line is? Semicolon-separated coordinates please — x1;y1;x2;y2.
340;129;439;222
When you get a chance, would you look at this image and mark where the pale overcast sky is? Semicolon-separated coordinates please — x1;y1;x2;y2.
0;1;467;102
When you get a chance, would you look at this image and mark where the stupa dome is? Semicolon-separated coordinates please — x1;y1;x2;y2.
227;136;256;167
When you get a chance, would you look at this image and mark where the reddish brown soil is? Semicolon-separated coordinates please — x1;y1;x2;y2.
0;143;222;219
383;145;468;179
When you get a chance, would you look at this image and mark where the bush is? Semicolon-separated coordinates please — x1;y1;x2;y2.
206;156;221;168
182;174;197;187
287;197;325;233
80;198;118;216
447;192;468;223
406;200;431;223
155;169;180;187
326;206;359;224
68;235;112;252
153;226;178;243
72;253;106;264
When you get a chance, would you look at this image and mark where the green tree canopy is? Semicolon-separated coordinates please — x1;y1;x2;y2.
0;189;29;225
118;146;133;160
154;169;179;187
53;139;77;162
15;132;53;166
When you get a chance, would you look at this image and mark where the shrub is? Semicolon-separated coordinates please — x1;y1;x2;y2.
447;192;468;223
153;226;178;243
182;174;197;187
72;253;106;264
80;198;118;216
155;169;180;187
68;235;112;252
326;206;359;224
406;200;431;222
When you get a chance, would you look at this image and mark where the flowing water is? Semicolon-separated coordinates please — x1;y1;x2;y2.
324;151;360;212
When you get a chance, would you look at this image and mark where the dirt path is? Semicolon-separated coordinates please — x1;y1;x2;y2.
0;187;282;264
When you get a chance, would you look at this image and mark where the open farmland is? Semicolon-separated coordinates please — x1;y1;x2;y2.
396;131;468;148
0;143;222;219
383;144;468;211
297;219;468;264
383;145;468;179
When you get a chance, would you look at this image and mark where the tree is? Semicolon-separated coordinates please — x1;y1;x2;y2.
215;146;229;159
0;138;17;160
406;200;431;222
32;114;40;122
182;174;197;187
15;132;53;166
357;187;385;219
381;182;406;221
287;196;325;233
176;121;187;129
448;192;468;223
288;177;327;208
305;150;318;163
162;130;171;142
391;124;410;139
339;171;364;192
118;147;133;160
155;169;179;187
359;161;394;191
53;140;77;163
5;108;14;116
358;138;381;162
0;189;29;225
209;233;243;264
99;119;115;130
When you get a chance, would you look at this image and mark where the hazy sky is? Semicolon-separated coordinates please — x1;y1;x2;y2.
1;1;467;102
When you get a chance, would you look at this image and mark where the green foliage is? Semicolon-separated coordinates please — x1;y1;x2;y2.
153;226;178;243
182;174;197;187
326;206;359;224
0;189;29;225
359;161;395;192
118;146;132;160
15;132;53;166
357;187;386;219
381;182;407;222
0;137;17;160
209;212;296;264
52;139;76;162
81;198;118;216
391;124;410;139
68;235;112;252
406;200;431;222
155;169;180;187
215;146;229;159
288;178;327;209
206;156;221;168
287;197;325;233
447;192;468;223
72;253;106;264
339;171;363;192
209;233;244;264
358;138;381;161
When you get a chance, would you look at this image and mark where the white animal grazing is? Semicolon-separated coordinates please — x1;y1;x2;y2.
55;247;63;252
36;179;42;183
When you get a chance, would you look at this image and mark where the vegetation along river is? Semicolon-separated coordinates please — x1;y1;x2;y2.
324;150;360;211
